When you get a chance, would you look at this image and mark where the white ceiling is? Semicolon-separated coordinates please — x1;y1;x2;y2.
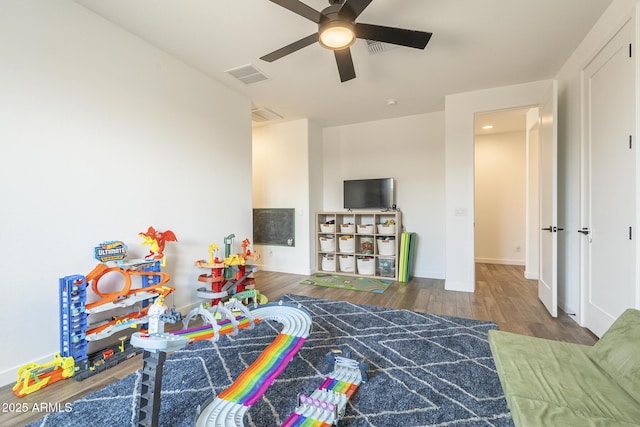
475;108;530;136
74;0;613;128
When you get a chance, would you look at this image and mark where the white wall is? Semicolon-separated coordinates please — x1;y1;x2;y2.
307;120;324;270
252;119;314;274
323;112;446;279
475;131;527;265
0;0;252;386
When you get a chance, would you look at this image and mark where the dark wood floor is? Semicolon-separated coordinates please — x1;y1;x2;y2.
0;264;597;426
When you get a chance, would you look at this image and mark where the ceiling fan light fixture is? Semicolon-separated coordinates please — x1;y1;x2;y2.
319;20;356;50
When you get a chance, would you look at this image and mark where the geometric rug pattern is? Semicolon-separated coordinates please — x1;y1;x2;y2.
27;294;513;426
300;273;393;293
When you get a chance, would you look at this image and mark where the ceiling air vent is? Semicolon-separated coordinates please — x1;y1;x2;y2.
251;107;283;123
225;64;270;85
366;39;399;55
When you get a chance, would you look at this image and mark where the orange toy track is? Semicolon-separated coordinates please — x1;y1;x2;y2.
85;264;172;312
86;285;175;336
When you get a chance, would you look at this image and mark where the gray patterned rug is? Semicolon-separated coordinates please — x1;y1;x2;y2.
28;294;513;426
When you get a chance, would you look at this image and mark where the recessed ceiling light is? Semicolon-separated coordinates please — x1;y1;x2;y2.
482;125;494;130
387;99;398;106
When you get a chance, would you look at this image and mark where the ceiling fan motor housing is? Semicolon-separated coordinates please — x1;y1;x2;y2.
320;4;346;23
318;4;356;50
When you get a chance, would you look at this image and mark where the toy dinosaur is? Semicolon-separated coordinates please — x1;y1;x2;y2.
138;226;177;264
241;238;252;258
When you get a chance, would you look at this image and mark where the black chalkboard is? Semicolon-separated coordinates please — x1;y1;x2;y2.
253;208;295;246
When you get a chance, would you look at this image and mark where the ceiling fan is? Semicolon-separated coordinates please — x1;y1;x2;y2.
260;0;433;82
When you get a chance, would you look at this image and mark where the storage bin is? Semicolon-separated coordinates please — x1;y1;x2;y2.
377;257;396;277
338;255;355;273
321;254;336;272
357;224;374;234
340;223;355;233
359;236;374;254
357;257;375;275
319;236;335;251
377;237;395;256
377;223;396;235
320;223;335;233
338;235;355;252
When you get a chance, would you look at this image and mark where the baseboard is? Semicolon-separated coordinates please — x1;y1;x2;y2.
256;263;312;276
412;269;446;280
524;270;539;280
475;258;525;266
444;280;474;293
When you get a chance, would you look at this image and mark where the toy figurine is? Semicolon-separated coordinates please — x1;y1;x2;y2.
241;238;252;257
148;295;168;334
208;243;220;264
139;226;177;266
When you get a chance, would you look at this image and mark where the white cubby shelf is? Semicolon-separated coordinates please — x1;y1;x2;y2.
316;210;402;279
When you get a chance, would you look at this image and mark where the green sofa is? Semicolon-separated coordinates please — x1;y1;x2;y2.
489;309;640;426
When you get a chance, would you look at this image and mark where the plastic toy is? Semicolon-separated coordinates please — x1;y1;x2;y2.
129;302;312;427
12;353;75;397
193;236;265;307
208;243;220;263
180;299;257;343
241;238;251;256
223;233;235;280
138;226;177;266
147;295;168;334
58;263;176;381
159;293;182;324
56;231;178;383
93;240;128;263
14;229;180;398
281;349;368;426
196;302;312;426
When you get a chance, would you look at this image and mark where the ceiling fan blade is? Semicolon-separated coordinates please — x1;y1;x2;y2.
355;23;432;49
339;0;372;20
334;48;356;82
267;0;323;23
260;33;319;62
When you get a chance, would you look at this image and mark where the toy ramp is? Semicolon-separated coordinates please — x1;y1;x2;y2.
196;303;312;427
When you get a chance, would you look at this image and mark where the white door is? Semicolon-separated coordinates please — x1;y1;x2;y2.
538;81;559;317
582;18;635;337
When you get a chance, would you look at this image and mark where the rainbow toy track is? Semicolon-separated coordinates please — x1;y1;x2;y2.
281;353;367;426
196;302;313;427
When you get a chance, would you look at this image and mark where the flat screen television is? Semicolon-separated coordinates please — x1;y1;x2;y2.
343;178;395;210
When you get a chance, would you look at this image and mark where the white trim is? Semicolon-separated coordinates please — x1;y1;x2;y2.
475;258;525;266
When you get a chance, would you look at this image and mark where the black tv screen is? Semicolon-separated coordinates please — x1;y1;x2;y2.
343;178;395;210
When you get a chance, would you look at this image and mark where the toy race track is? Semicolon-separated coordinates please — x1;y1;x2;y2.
129;301;313;427
195;302;312;427
58;261;176;380
281;351;368;426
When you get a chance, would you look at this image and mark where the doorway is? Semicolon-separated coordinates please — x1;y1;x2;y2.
474;107;537;274
444;79;557;297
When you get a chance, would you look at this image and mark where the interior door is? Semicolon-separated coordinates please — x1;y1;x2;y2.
582;18;635;337
538;80;558;317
